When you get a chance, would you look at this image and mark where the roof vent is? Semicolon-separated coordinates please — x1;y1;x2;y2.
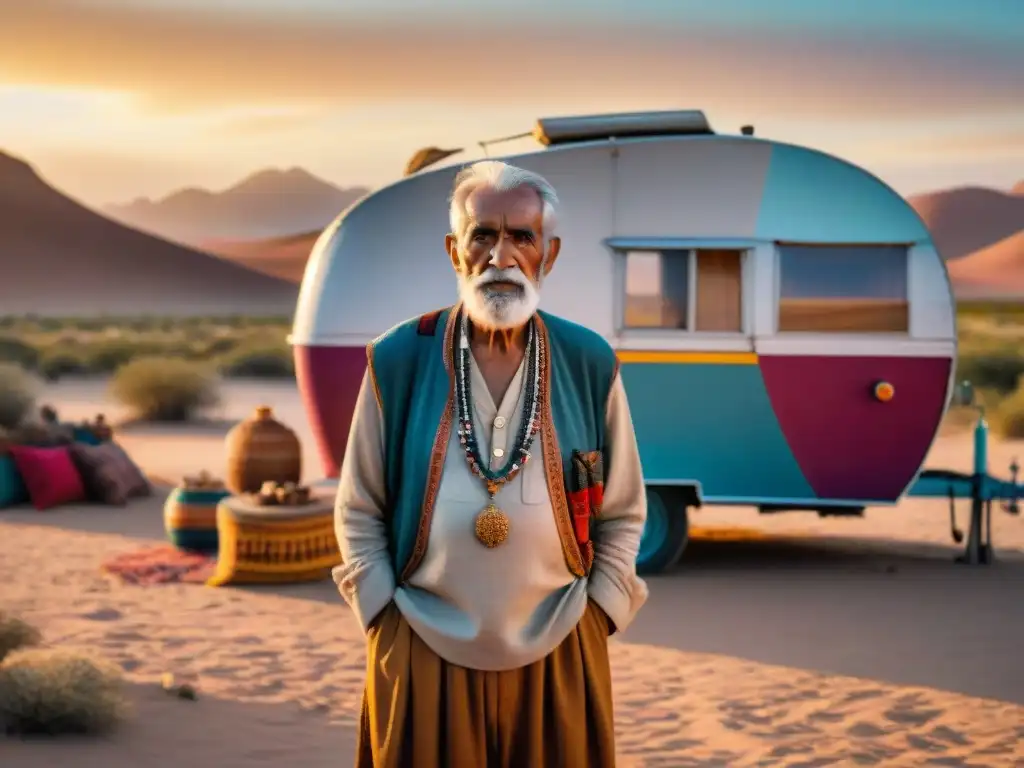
740;125;755;136
533;110;714;147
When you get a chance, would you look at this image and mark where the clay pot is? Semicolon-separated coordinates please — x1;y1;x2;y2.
224;406;301;494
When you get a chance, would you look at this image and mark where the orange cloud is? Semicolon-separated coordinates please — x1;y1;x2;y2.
2;1;1022;121
205;107;336;138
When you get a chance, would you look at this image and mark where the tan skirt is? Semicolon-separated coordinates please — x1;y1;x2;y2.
355;600;617;768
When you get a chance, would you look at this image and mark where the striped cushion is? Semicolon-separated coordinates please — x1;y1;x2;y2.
69;442;151;506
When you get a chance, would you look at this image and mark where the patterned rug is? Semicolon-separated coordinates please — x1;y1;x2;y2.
101;545;216;585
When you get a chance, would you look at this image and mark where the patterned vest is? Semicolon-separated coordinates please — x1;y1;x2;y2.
367;304;618;583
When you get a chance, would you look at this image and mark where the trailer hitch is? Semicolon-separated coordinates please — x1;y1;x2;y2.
907;381;1022;565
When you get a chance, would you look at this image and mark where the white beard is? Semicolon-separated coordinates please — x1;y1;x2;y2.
457;266;541;331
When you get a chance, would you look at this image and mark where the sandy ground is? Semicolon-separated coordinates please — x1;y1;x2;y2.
2;378;1023;767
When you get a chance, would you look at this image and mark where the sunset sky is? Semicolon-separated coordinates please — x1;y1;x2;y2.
1;0;1021;207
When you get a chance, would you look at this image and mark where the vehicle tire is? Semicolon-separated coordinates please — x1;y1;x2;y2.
636;485;690;575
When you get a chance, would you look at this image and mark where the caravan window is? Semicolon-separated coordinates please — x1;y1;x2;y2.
777;244;909;333
622;249;744;332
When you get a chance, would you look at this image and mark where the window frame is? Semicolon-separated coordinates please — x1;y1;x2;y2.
772;241;913;336
608;238;753;337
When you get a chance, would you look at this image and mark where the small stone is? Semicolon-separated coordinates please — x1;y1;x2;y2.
176;684;198;700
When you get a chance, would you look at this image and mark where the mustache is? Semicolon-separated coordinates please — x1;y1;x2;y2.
468;267;530;289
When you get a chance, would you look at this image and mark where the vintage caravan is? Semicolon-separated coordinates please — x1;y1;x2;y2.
291;109;996;574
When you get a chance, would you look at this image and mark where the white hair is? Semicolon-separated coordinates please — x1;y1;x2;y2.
448;160;559;239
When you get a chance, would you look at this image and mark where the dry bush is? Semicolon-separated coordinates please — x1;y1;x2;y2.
994;384;1024;439
956;348;1024;396
0;363;38;430
0;647;129;736
0;613;42;663
0;337;40;370
110;357;221;422
218;343;294;378
37;349;90;381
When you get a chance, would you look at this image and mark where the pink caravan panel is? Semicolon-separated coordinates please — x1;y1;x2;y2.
759;354;952;502
294;344;368;478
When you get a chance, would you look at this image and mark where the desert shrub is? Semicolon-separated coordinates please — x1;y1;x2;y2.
0;647;129;735
219;344;294;378
87;340;199;373
0;613;42;664
0;337;40;371
110;357;220;421
37;349;89;381
83;340;152;373
192;336;239;359
0;362;38;429
993;384;1024;439
955;350;1024;396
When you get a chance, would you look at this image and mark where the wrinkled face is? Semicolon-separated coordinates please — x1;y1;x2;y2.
446;185;561;331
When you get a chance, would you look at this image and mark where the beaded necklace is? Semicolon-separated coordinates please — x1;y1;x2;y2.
455;310;544;548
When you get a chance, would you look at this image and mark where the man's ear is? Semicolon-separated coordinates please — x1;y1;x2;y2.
542;237;561;276
446;233;459;271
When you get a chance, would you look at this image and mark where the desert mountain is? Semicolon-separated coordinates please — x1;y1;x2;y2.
907;183;1024;261
105;168;368;245
201;230;321;284
0;151;298;317
946;230;1024;299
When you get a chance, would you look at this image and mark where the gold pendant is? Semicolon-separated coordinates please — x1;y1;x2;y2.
474;504;510;548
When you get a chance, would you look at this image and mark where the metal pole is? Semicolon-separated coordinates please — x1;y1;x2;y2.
961;409;993;564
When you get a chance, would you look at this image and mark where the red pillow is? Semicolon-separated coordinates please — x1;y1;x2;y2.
9;445;87;511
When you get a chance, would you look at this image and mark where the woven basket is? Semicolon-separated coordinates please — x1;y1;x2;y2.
224;406;301;494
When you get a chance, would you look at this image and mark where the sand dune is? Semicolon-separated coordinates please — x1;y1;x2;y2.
201;230;320;283
0;151;299;317
947;230;1024;298
908;183;1024;261
106;168;367;244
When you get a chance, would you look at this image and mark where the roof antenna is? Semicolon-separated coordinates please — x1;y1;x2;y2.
478;131;532;158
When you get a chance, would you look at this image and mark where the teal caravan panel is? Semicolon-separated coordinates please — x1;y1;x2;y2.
619;362;814;500
755;144;930;243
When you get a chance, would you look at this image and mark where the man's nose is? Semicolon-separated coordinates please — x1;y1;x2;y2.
489;236;518;270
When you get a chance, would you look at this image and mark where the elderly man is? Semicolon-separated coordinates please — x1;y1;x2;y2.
333;160;648;767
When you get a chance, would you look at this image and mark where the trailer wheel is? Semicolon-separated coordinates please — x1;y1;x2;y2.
636;486;690;575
